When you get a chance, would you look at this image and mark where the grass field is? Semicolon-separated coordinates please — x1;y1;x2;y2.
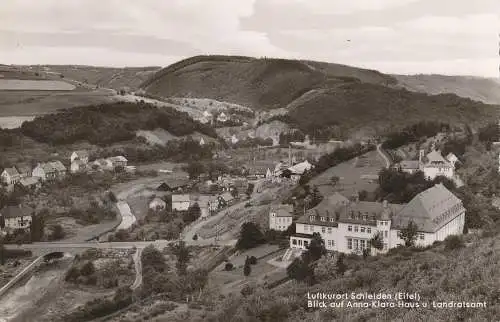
310;149;385;197
0;79;75;91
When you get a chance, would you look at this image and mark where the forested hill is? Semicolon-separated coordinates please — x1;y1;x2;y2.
140;55;500;139
20;101;217;146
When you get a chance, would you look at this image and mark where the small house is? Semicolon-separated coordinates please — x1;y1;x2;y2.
172;194;191;211
107;156;128;168
19;177;41;190
0;205;33;231
92;158;113;171
217;112;229;123
15;164;32;178
71;150;89;164
1;167;20;185
149;197;167;211
269;204;294;231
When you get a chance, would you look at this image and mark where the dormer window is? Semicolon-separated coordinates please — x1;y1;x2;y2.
362;214;367;221
321;216;326;222
330;217;335;222
309;215;316;221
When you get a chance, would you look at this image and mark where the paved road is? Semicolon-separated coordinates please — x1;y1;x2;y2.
377;144;391;168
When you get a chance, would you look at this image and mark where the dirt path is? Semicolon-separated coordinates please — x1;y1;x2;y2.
377;144;391;168
130;248;143;290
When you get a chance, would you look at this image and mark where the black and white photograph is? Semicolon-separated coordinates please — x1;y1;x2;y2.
0;1;499;321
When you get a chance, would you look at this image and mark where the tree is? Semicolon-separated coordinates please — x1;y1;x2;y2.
398;220;419;247
170;241;191;275
48;224;65;241
444;235;464;251
183;203;201;224
141;244;167;273
80;261;96;276
236;222;265;250
304;232;326;262
185;161;205;179
0;237;4;266
30;211;46;242
369;232;384;251
287;257;314;283
244;257;251;276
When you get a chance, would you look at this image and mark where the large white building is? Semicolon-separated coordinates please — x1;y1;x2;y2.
396;150;456;180
289;184;465;255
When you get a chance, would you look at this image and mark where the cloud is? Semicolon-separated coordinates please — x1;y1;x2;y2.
403;14;499;35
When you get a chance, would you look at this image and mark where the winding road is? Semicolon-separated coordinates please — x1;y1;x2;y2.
377;143;391;168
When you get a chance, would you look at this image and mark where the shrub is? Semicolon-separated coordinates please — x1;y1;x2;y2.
248;256;257;265
192;234;198;240
224;262;234;271
444;235;465;251
80;261;96;276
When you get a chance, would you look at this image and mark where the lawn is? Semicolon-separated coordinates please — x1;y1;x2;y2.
309;149;385;197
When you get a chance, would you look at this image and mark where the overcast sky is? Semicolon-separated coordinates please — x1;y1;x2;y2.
0;0;499;76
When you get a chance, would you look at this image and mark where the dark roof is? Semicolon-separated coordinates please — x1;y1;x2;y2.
292;233;314;239
270;204;293;217
0;205;33;218
296;214;339;227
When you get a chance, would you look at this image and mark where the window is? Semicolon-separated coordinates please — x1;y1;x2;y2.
367;227;372;234
354;226;359;232
419;233;424;240
292;239;297;245
360;227;365;233
298;240;302;246
363;214;367;221
327;227;332;234
348;225;352;232
309;215;316;221
330;217;335;222
322;227;326;233
347;238;352;249
304;225;308;232
384;231;388;238
321;216;326;222
327;240;334;247
383;243;388;250
353;239;359;250
360;239;366;249
304;241;309;247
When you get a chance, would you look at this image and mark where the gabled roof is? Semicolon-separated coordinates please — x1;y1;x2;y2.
72;150;89;159
288;160;313;175
0;205;33;218
399;160;420;170
20;177;40;187
108;156;127;162
50;161;67;171
392;183;462;233
424;150;452;167
172;194;190;203
2;167;19;177
15;164;32;174
270;204;293;217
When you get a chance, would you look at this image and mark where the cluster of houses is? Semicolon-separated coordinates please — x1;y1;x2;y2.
199;110;230;125
270;183;466;260
148;188;237;220
0;150;130;233
394;149;459;181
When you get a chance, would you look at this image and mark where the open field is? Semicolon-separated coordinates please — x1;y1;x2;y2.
0;79;75;91
0;89;114;117
0;116;36;129
310;149;386;197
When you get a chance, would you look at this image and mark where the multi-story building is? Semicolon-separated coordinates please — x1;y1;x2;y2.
289;183;465;255
269;204;294;231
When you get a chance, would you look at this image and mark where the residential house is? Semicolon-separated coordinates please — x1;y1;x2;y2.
199;137;205;146
71;159;87;173
92;158;113;171
1;167;20;185
219;192;235;207
289;183;465;255
0;205;33;231
19;177;41;191
395;160;420;174
107;156;128;168
269;204;294;231
149;197;167;211
70;150;89;164
156;179;189;193
32;161;67;181
171;194;191;211
200;110;213;124
420;150;454;180
15;164;32;178
217;112;229;123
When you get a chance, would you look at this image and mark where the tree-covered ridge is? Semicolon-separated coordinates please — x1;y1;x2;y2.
20;101;218;146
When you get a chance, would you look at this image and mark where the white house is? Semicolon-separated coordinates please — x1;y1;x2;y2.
32;161;67;181
199;137;205;146
71;160;87;173
172;194;191;211
1;167;21;185
149;197;167;211
420;150;454;180
289;184;465;255
269;204;294;231
107;156;128;168
217;112;229;123
200;110;213;124
71;150;89;164
0;205;33;231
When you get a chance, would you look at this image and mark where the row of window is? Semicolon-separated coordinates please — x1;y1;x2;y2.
347;225;372;233
275;217;291;223
347;238;388;250
309;215;335;223
291;239;309;247
304;225;334;234
432;204;462;225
